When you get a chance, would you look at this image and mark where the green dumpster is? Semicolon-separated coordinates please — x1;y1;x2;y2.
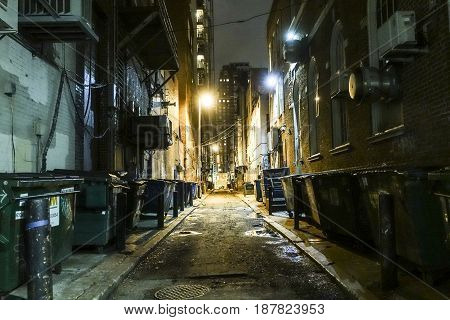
58;171;128;248
0;173;82;295
357;169;450;281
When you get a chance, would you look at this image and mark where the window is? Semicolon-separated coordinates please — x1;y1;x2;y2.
330;21;349;148
307;57;319;156
377;0;397;27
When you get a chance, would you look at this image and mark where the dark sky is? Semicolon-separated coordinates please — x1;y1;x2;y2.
213;0;272;78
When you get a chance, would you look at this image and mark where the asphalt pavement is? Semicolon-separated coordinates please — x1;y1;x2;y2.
111;191;352;300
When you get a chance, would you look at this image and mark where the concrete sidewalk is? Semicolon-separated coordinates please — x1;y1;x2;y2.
238;193;450;300
10;196;208;300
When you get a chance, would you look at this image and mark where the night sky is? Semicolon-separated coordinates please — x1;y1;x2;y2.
213;0;272;79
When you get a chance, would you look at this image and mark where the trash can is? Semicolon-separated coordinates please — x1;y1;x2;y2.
254;180;263;202
184;182;193;207
0;173;82;295
174;180;185;212
357;169;450;281
53;170;129;249
125;180;147;230
142;179;175;216
307;171;368;240
280;175;302;215
243;182;254;196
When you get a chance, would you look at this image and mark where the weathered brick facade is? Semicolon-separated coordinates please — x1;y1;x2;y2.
268;0;450;174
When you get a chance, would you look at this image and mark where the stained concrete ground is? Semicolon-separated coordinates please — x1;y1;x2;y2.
111;191;352;300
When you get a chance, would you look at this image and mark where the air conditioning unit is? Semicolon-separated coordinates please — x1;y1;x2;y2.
377;11;416;59
131;115;173;150
330;70;350;99
0;0;18;33
18;0;98;41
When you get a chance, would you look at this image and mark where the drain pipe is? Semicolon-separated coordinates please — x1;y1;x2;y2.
25;198;53;300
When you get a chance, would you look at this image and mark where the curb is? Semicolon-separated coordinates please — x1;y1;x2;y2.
64;195;209;300
237;194;376;300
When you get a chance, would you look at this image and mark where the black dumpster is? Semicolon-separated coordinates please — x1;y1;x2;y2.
125;179;147;230
280;175;303;216
142;180;175;215
243;182;254;196
254;180;263;202
0;173;82;295
174;180;185;212
357;169;450;282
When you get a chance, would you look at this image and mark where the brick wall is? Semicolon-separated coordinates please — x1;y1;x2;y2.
288;0;450;173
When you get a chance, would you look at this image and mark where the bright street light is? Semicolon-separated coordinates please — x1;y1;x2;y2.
265;74;278;90
211;144;219;153
199;92;215;108
198;91;216;184
286;31;298;41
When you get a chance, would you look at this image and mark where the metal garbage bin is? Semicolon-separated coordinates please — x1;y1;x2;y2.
184;182;193;207
53;170;129;249
306;171;367;240
254;180;262;202
0;173;82;295
142;180;174;215
280;175;302;216
174;180;185;212
243;182;254;196
125;180;147;230
357;169;450;281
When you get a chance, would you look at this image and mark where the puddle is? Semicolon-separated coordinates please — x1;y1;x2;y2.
245;228;279;238
174;231;203;237
276;245;303;263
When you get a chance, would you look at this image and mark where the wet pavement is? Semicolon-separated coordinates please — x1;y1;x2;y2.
111;191;352;300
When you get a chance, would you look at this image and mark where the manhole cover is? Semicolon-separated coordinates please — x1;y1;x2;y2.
154;285;210;300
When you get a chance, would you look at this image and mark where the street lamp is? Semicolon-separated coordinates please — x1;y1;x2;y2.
198;92;215;183
211;144;219;153
265;73;278;91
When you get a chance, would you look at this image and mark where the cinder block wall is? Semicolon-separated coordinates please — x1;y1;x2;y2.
0;38;77;173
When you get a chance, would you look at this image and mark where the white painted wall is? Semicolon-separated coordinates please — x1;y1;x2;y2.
0;37;77;173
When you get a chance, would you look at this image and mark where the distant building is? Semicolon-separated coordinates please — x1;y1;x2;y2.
215;63;250;177
244;69;270;184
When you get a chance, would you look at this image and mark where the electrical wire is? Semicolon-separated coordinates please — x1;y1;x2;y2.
65;73;110;140
41;70;66;172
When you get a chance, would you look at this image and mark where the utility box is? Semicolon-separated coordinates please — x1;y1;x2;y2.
0;173;82;295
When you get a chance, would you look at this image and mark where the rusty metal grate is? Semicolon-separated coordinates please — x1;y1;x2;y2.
154;285;210;300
